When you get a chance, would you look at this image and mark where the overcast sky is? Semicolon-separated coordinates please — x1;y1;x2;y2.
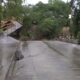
24;0;71;5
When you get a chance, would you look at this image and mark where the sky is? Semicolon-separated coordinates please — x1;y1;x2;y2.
24;0;71;5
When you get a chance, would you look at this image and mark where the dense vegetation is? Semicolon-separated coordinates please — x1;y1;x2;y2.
71;0;80;43
21;0;71;40
0;0;74;40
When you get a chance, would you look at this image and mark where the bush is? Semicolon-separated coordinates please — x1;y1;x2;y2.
38;18;58;39
20;16;32;37
77;32;80;44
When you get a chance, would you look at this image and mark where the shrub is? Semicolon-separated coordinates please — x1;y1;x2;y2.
77;32;80;44
38;18;58;39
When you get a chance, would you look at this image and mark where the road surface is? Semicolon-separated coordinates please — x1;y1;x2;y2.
0;36;19;80
11;41;80;80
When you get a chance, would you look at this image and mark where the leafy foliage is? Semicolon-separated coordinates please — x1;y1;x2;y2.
20;15;32;36
0;4;2;22
3;0;24;20
77;32;80;44
20;0;71;39
38;18;59;39
1;0;71;39
72;9;80;38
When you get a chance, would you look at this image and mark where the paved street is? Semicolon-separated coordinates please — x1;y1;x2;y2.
12;41;80;80
0;36;19;80
44;41;77;59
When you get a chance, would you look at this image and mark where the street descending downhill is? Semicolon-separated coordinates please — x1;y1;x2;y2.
11;41;80;80
0;0;80;80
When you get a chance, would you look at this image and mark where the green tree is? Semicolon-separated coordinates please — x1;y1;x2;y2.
4;0;24;20
0;4;2;26
20;15;32;37
26;0;71;39
71;0;80;38
38;18;58;39
48;0;53;4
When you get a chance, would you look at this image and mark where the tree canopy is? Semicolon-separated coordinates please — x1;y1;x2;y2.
0;0;71;40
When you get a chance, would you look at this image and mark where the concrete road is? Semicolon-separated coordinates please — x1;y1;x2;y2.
0;36;19;80
44;41;77;59
12;41;80;80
